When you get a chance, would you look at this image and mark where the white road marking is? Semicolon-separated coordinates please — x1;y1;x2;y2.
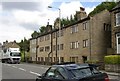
6;64;11;66
20;64;49;70
30;71;41;76
19;68;26;71
12;66;17;68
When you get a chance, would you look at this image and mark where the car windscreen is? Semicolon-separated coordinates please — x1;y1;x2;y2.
10;52;21;56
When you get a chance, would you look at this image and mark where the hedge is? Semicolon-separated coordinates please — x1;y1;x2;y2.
104;55;120;64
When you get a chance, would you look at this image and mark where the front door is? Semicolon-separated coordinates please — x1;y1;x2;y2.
116;33;120;54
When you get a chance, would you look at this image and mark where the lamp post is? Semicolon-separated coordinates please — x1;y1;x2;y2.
48;6;61;64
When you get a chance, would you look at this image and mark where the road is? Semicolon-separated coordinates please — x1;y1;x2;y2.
1;63;119;81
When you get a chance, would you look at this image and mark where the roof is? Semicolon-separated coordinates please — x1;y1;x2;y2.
53;63;97;70
3;42;20;48
29;16;90;41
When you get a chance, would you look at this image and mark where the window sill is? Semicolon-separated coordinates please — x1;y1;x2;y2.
114;25;120;27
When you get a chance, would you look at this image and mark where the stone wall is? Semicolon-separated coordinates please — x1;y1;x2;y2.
105;64;120;73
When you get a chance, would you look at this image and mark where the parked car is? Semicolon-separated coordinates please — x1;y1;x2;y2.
36;63;109;81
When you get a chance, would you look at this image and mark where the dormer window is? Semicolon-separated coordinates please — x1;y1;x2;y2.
116;12;120;26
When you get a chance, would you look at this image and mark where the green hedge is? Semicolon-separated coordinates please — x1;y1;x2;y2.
104;55;120;64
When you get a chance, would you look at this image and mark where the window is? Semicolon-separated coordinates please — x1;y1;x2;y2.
83;39;88;48
57;45;59;50
45;67;56;78
103;23;111;31
45;35;50;41
41;57;44;62
45;57;48;62
53;32;56;38
70;68;92;78
32;39;36;44
39;47;44;52
71;24;78;33
45;46;50;52
118;38;120;44
60;57;64;62
39;37;44;42
57;67;68;79
59;29;64;37
116;12;120;26
60;44;64;50
57;31;60;37
38;57;40;61
32;48;36;53
70;57;78;63
70;41;79;49
53;45;56;51
83;22;88;30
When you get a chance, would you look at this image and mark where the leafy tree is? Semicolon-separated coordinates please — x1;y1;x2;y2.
39;26;46;33
31;31;39;38
18;37;30;52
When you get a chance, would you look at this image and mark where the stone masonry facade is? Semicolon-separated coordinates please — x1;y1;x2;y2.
30;8;111;64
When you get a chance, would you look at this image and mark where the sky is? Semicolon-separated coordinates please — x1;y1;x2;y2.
0;0;115;44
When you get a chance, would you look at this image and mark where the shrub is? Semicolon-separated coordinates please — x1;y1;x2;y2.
86;60;99;64
104;55;120;64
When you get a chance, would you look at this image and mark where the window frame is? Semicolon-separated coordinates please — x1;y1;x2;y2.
83;39;88;48
116;12;120;26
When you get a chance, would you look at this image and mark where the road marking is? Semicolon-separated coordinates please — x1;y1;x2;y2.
12;66;17;68
18;68;26;71
6;64;11;66
20;64;49;70
30;71;41;76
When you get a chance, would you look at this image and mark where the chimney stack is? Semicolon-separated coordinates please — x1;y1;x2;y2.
76;7;87;21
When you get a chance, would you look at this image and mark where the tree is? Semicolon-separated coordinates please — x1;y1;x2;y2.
39;26;46;33
31;31;39;38
18;37;30;52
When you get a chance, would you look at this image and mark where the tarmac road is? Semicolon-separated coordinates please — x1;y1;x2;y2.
1;63;119;81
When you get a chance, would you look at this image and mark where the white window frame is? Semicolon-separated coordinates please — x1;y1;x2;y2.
71;24;78;33
116;12;120;26
83;39;88;48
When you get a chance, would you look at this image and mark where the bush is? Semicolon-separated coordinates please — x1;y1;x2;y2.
104;55;120;64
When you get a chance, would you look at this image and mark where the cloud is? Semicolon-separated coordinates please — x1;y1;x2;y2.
0;21;33;43
85;6;96;14
0;0;97;43
20;22;40;31
60;1;83;18
2;2;42;11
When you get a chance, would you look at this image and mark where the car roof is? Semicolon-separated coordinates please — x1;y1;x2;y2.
53;63;96;70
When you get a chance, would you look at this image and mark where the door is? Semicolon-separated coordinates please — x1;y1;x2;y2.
116;33;120;54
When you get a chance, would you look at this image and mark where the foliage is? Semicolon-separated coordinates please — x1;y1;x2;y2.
86;60;99;64
61;14;77;27
20;51;30;62
31;31;39;38
89;2;117;16
39;26;46;33
18;37;30;52
104;55;120;64
31;26;46;38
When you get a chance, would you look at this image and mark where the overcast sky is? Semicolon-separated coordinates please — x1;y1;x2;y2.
0;0;110;44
